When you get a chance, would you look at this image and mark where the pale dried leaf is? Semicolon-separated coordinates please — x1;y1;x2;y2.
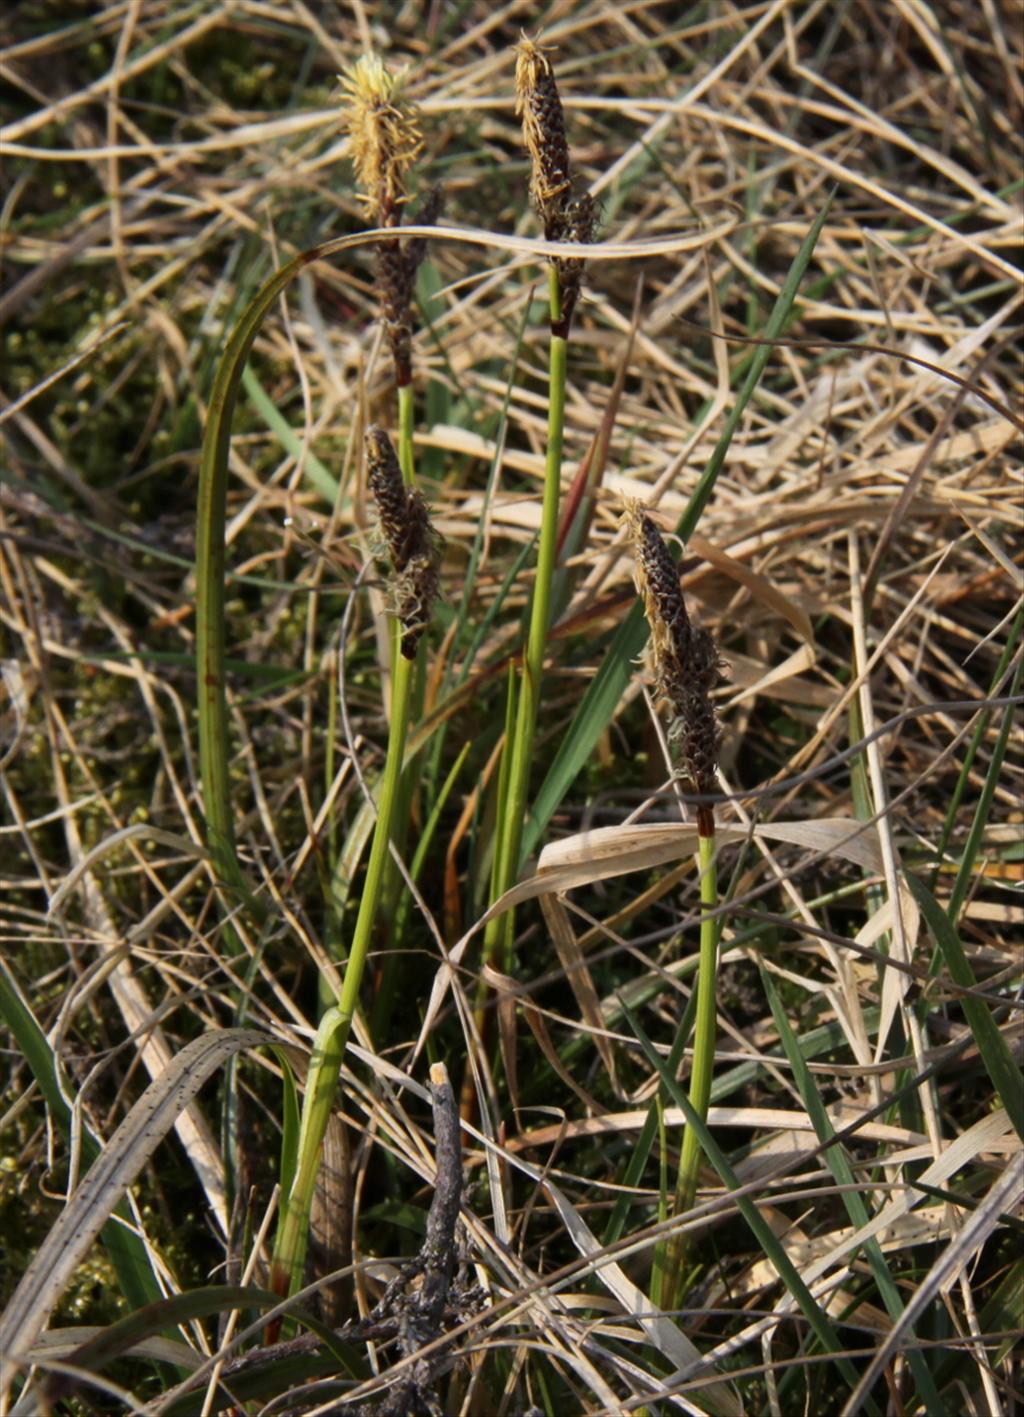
0;1029;269;1383
540;1179;743;1416
842;1154;1024;1417
417;816;916;1056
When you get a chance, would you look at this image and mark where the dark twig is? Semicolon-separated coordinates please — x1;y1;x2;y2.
355;1061;473;1417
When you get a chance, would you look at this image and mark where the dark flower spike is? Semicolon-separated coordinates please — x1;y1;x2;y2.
551;190;599;338
514;34;597;338
366;427;443;659
622;499;724;832
375;184;445;388
514;36;571;225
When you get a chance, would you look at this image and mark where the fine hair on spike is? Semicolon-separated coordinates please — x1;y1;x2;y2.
340;54;422;222
514;36;571;219
341;55;441;385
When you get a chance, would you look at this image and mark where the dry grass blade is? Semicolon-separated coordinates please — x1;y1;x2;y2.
25;1327;201;1373
777;1109;1020;1306
539;893;618;1086
418;816;941;1051
0;1030;269;1390
466;1115;743;1417
842;1153;1024;1417
45;824;206;919
542;1178;742;1417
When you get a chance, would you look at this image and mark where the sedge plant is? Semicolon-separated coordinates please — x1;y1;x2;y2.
18;13;1019;1417
269;56;443;1300
192;33;837;1367
482;37;599;988
192;198;836;1333
622;499;725;1314
341;53;441;1027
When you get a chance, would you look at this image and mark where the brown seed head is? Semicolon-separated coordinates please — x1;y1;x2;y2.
623;498;691;671
550;190;600;336
366;425;408;555
375;184;444;387
340;53;422;223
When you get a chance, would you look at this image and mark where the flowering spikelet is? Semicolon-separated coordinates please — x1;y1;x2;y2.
514;34;597;337
341;53;422;222
366;427;443;659
550;189;599;338
341;55;440;386
515;37;571;221
622;499;723;828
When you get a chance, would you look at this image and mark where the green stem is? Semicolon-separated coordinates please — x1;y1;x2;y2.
271;637;415;1296
370;380;422;1038
483;268;568;969
397;382;415;484
654;828;719;1310
338;643;415;1031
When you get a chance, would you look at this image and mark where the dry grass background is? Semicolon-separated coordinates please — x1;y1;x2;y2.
1;1;1022;1414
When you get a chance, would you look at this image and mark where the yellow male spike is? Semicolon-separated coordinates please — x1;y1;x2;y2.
340;53;422;220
